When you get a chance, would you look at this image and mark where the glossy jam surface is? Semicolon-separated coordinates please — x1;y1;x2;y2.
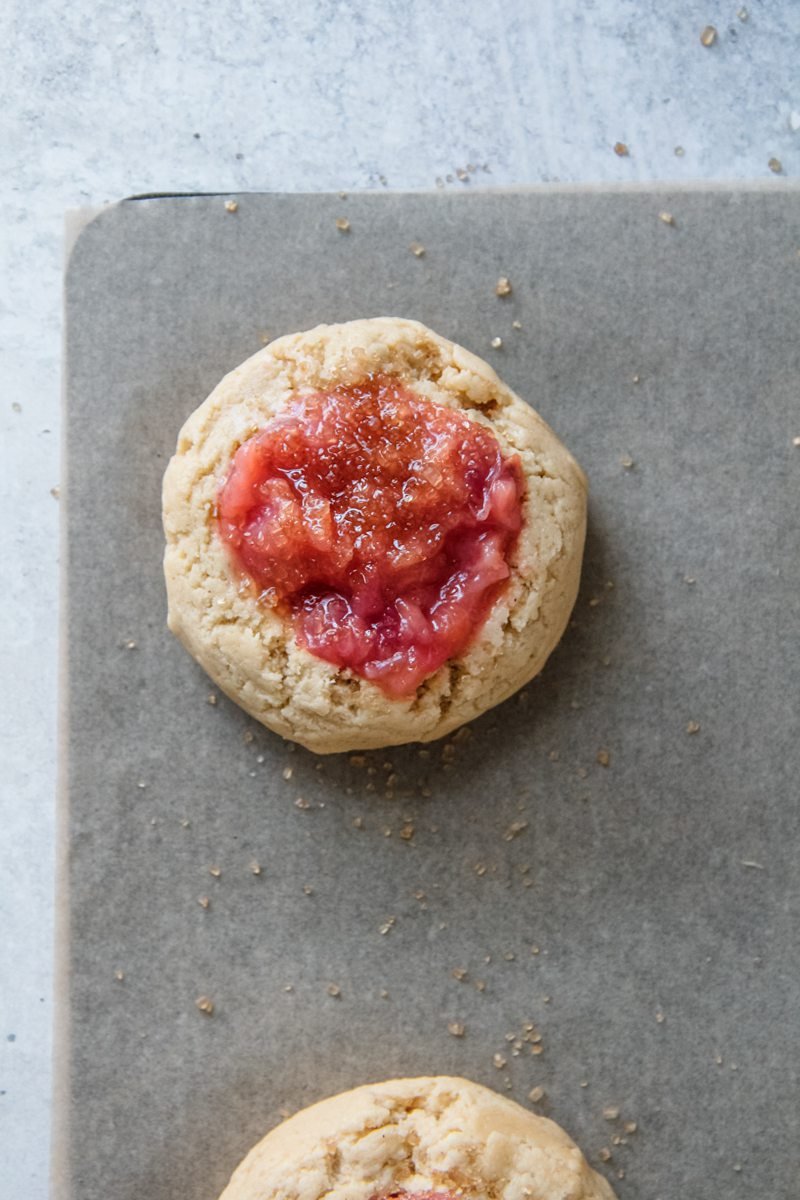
218;376;523;695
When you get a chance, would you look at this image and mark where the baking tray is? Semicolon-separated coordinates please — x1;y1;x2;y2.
55;187;800;1200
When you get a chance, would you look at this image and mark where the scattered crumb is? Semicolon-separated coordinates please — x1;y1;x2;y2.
580;1080;589;1088
686;720;701;734
327;983;341;998
613;142;629;157
596;749;610;768
700;25;717;46
208;865;222;878
379;916;396;935
793;436;800;447
303;884;314;896
474;979;486;992
495;276;512;297
632;374;640;384
675;146;685;157
603;1106;620;1120
493;1053;507;1069
399;824;415;841
740;859;764;870
282;766;293;780
195;996;214;1016
224;199;238;213
490;336;503;349
448;1021;465;1037
624;1121;638;1134
598;1147;612;1163
512;319;522;330
335;217;350;232
124;640;137;650
737;6;748;19
207;692;217;705
528;1086;545;1102
353;816;364;829
114;969;125;982
250;862;262;876
620;455;634;469
410;241;426;257
503;819;528;842
684;575;696;585
474;863;487;877
294;796;311;809
50;485;60;500
655;1010;666;1023
768;157;783;174
198;896;210;909
452;967;468;981
659;211;675;226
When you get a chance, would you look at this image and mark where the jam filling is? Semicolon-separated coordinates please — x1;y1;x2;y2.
370;1193;456;1200
217;376;524;696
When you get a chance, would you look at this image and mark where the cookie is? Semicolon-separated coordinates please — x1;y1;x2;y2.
163;318;586;753
218;1076;615;1200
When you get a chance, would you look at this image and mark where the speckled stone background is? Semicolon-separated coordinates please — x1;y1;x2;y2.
2;3;800;1198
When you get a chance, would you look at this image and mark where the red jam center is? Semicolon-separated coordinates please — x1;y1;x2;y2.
217;376;523;696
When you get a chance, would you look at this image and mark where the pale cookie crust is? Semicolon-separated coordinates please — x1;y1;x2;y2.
218;1075;616;1200
163;318;587;753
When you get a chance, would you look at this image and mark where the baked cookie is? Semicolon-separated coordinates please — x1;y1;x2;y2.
218;1076;615;1200
163;318;586;753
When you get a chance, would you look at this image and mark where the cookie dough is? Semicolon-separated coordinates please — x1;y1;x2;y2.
163;318;587;753
218;1076;616;1200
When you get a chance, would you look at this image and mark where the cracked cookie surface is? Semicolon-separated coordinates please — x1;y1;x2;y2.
162;318;587;753
217;1076;616;1200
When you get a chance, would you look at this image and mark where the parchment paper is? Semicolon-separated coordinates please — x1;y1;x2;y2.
55;187;800;1200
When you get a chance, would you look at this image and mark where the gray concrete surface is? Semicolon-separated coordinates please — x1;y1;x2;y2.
1;2;798;1197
